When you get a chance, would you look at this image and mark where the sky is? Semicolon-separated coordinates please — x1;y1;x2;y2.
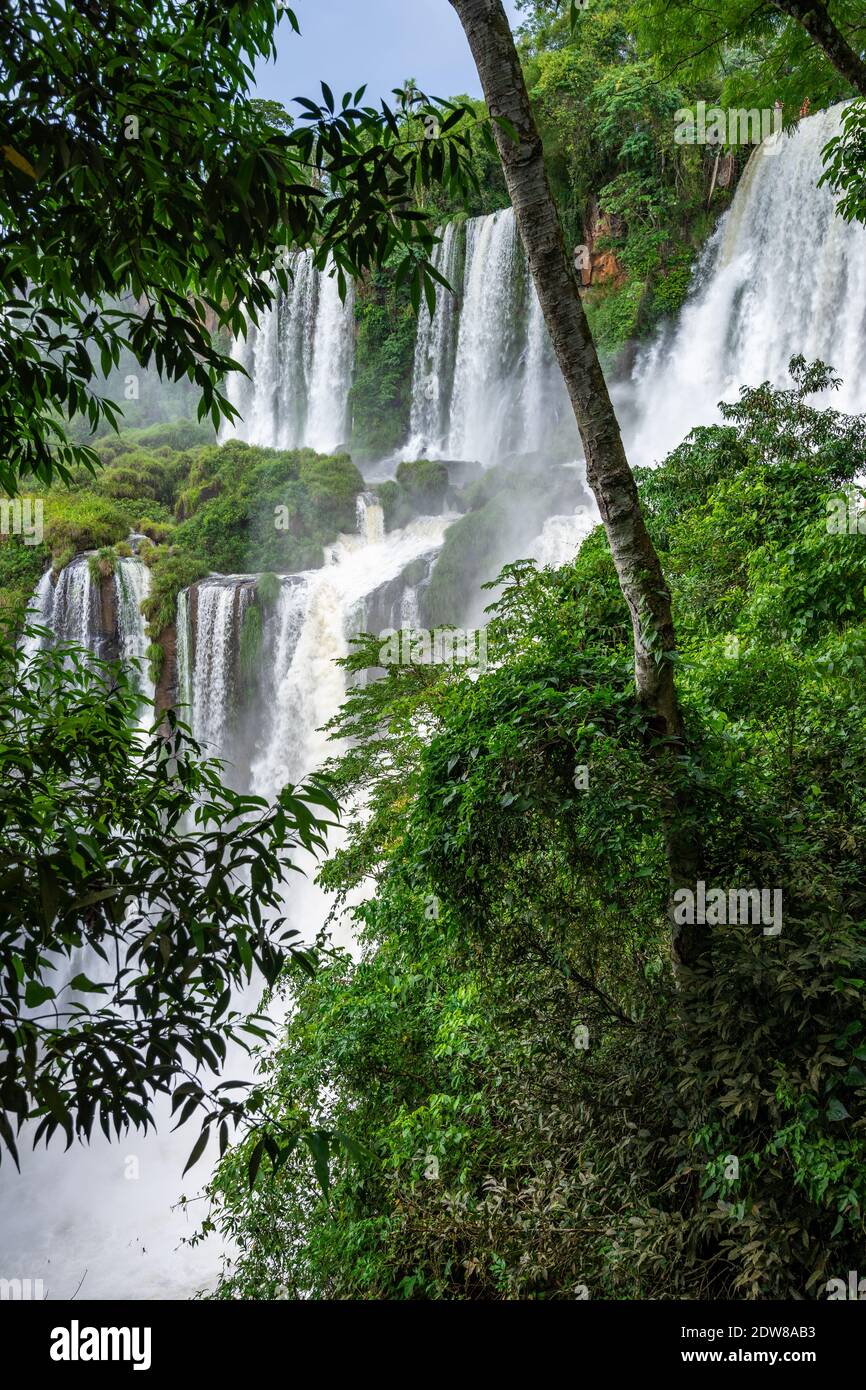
253;0;523;108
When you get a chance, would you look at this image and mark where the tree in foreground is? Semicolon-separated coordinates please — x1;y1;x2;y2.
450;0;702;966
0;632;341;1176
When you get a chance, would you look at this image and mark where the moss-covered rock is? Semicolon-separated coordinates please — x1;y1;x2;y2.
141;549;211;638
395;459;450;514
423;458;580;626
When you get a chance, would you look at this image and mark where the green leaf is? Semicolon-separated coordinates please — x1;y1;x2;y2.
183;1127;210;1175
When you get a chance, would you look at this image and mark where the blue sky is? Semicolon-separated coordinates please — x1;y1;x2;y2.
253;0;523;108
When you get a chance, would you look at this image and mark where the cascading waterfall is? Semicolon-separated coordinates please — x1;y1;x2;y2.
223;252;355;453
115;556;154;705
355;491;385;547
447;209;525;463
176;576;257;780
625;104;866;466
20;553;153;697
255;511;450;798
407;220;463;455
178;508;452;810
304;268;356;453
52;554;97;651
19;568;55;662
405;208;572;465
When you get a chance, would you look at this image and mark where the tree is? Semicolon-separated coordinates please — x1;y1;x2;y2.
769;0;866;97
0;0;478;495
0;629;341;1174
627;0;864;108
449;0;702;966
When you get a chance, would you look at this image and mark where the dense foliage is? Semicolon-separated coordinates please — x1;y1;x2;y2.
204;363;866;1299
0;631;343;1175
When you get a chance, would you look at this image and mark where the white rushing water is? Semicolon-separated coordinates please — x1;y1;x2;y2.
625;103;866;466
52;554;97;650
115;556;154;707
407;220;463;455
19;568;55;663
223;253;355;453
405;208;572;465
176;503;452;815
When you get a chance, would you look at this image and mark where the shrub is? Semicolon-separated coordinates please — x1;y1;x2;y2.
256;572;281;607
142;550;211;637
88;547;116;581
145;641;165;686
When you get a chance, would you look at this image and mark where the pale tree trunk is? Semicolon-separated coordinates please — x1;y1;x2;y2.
450;0;704;970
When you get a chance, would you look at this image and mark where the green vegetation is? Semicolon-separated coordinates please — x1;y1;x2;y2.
0;539;44;631
204;362;866;1300
0;629;342;1174
256;572;281;607
0;428;373;641
140;549;212;640
239;602;264;693
87;547;117;582
171;443;366;577
350;266;419;460
145;640;164;687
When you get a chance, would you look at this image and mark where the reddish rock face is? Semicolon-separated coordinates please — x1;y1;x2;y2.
576;197;627;290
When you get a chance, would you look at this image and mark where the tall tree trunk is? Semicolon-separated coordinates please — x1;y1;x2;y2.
450;0;704;969
771;1;866;97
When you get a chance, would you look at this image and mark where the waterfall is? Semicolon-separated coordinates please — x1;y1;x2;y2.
447;209;525;463
52;554;98;651
21;553;152;702
304;268;356;453
405;208;571;466
356;491;385;546
407;220;463;455
626;104;866;466
224;253;355;454
176;576;256;770
115;556;154;705
253;513;450;798
20;568;55;662
176;505;451;810
530;507;598;568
